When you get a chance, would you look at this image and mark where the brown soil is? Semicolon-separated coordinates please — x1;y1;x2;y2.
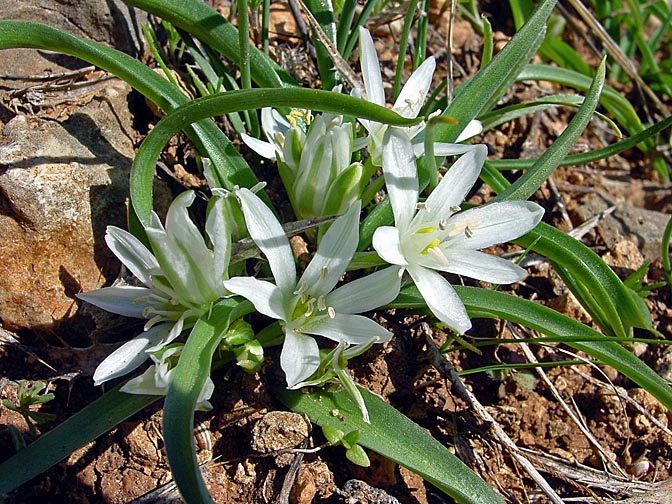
2;2;672;504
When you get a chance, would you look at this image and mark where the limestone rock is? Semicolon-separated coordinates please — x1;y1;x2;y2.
0;80;134;331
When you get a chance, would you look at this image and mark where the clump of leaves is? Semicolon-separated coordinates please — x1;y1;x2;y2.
2;380;56;436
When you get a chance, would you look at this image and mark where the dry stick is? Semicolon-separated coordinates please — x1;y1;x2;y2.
275;437;308;504
293;0;364;91
422;325;567;504
564;0;668;117
574;368;672;439
507;322;629;478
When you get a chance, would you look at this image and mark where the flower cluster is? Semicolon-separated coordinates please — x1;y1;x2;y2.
79;28;544;420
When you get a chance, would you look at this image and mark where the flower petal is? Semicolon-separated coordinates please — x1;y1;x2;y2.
299;201;360;296
407;264;471;334
447;201;544;249
105;226;159;285
328;266;402;314
206;195;231;283
358;27;385;107
302;313;393;345
455;120;483;142
393;56;435;119
77;286;151;318
419;249;529;284
236;188;296;294
92;324;170;385
412;145;486;229
372;226;407;266
281;328;321;388
383;128;418;231
224;277;287;321
241;133;277;160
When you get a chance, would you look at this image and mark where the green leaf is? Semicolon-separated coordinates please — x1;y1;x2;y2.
0;20;263;213
0;387;158;494
391;285;672;413
163;299;253;504
275;387;506;504
122;0;291;88
130;88;423;226
493;57;605;202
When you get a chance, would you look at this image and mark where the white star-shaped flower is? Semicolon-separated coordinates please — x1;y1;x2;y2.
224;191;400;388
373;135;544;334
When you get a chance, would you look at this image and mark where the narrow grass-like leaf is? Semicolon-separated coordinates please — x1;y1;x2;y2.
122;0;292;87
130;88;422;225
438;0;556;139
479;94;619;133
489;114;672;170
274;386;506;504
493;57;605;202
0;20;261;204
518;223;652;338
304;0;339;89
390;285;672;412
0;387;158;494
517;64;645;138
163;299;253;504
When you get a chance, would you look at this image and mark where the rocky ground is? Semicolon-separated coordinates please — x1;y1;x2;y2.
1;1;672;503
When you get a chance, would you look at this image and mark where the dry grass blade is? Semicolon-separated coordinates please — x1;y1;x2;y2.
508;322;629;478
422;324;567;504
564;0;668;116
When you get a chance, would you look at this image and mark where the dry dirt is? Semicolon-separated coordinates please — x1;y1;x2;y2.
2;2;672;503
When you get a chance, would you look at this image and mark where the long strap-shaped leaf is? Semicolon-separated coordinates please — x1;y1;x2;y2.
493;57;605;201
122;0;291;88
130;88;422;225
0;20;260;197
0;387;158;494
437;0;557;141
390;286;672;412
274;386;506;504
162;299;253;504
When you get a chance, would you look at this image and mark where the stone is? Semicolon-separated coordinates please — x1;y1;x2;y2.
0;80;135;332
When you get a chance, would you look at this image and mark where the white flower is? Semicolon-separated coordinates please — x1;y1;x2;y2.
243;109;367;219
120;344;215;411
224;191;400;388
357;27;483;165
78;191;231;386
242;108;306;170
372;136;544;334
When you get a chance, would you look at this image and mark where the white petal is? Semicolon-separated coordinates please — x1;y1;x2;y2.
447;201;544;249
105;226;159;285
407;264;471;334
429;143;480;157
77;286;151;318
383;128;418;231
281;328;321;388
358;27;385;106
413;145;486;229
372;226;407;266
328;266;402;314
93;324;170;385
206;195;231;284
119;365;165;395
419;249;529;284
241;133;277;160
393;56;435;119
455;120;483;142
236;188;296;294
302;313;393;344
299;201;360;296
224;277;287;321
